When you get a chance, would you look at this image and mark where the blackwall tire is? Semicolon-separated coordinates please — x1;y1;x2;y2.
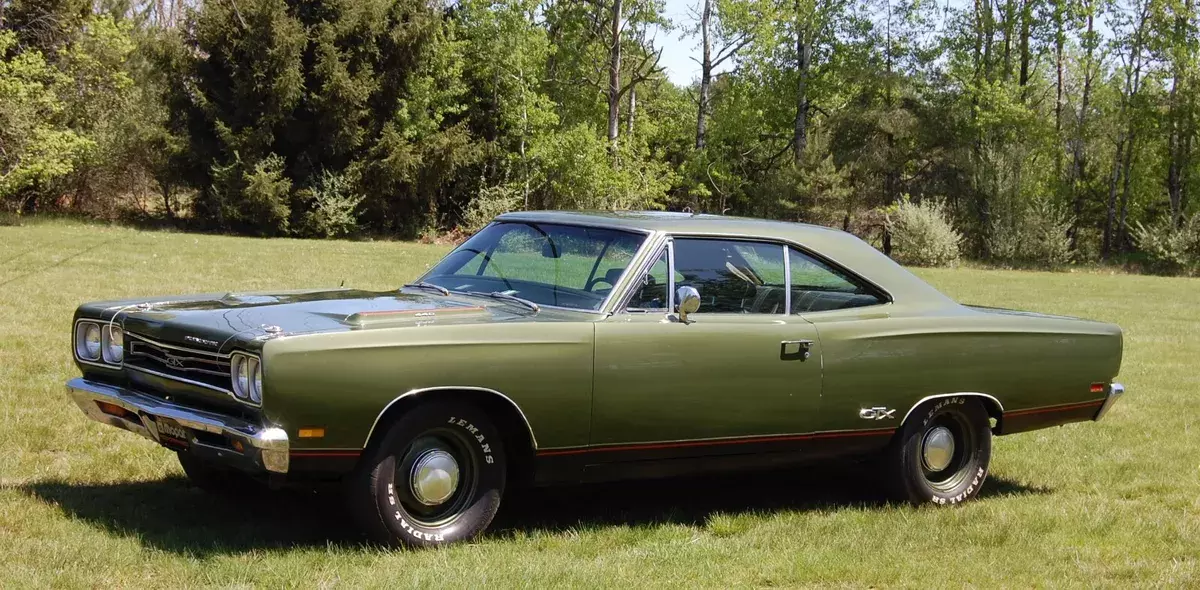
886;396;992;506
348;401;506;548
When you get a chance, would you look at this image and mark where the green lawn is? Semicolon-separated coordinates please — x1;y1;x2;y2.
1;219;1196;588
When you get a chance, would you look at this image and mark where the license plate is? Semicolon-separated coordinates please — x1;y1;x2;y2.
154;417;191;448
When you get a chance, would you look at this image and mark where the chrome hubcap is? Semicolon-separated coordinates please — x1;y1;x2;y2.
921;426;956;472
409;449;460;506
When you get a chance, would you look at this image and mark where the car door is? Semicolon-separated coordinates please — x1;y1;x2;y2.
591;237;825;453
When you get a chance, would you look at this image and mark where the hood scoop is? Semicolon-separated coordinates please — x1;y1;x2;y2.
343;304;490;329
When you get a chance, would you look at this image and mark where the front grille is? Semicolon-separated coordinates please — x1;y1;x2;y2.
125;333;232;393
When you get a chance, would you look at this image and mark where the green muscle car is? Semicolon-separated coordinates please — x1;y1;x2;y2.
67;211;1126;546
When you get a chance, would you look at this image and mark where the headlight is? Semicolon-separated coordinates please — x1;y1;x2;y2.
102;325;124;364
249;358;262;404
230;353;261;405
231;354;250;399
75;322;102;361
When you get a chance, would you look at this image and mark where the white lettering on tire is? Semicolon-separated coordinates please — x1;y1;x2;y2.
447;416;494;465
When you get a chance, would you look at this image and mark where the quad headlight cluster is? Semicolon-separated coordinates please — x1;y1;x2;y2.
231;353;263;405
74;321;123;365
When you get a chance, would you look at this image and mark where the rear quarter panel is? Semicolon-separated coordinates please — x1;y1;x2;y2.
806;304;1123;434
259;321;595;450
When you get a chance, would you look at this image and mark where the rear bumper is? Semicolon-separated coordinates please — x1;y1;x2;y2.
1093;382;1126;421
66;377;289;474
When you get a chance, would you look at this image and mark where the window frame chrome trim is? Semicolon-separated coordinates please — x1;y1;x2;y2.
663;230;895;306
612;231;673;314
418;220;656;316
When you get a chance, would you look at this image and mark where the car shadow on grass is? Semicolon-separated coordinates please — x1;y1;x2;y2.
18;467;1049;555
493;465;1049;535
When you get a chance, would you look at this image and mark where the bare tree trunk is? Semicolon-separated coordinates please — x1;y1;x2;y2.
1069;7;1095;248
520;63;530;208
981;0;994;79
1103;138;1125;257
1054;0;1065;180
1002;0;1015;80
793;3;811;165
1118;133;1136;248
1018;0;1031;92
607;0;624;151
627;84;636;135
696;0;712;149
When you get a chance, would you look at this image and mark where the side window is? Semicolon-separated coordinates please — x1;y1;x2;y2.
788;247;883;313
625;249;672;310
674;239;786;314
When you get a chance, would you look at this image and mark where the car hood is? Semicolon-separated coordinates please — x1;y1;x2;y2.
80;288;573;352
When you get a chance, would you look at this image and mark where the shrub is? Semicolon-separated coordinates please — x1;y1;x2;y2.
209;153;292;236
1132;215;1200;275
300;170;363;238
463;182;523;233
987;197;1074;266
886;198;962;267
527;124;669;211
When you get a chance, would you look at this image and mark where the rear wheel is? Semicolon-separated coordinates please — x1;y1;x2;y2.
885;396;992;505
348;401;506;547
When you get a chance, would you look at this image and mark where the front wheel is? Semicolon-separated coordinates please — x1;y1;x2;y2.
884;396;992;505
348;401;506;547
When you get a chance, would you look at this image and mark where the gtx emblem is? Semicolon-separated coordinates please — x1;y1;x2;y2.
859;407;896;420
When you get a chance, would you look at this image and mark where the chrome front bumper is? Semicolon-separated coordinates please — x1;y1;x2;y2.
66;377;289;474
1093;382;1126;421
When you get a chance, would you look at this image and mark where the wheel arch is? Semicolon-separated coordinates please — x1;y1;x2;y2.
900;392;1005;434
362;386;539;485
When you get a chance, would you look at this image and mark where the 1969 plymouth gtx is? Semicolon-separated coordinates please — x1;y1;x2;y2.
66;211;1125;546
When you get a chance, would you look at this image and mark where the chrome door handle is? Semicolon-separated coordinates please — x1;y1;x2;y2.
780;339;813;361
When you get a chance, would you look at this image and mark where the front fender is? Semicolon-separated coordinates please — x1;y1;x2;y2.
260;322;595;451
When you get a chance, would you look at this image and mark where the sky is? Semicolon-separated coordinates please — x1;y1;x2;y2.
655;0;705;86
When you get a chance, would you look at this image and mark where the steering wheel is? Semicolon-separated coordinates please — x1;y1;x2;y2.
584;268;624;293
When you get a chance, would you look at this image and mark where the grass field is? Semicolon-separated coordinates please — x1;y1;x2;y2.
1;219;1197;588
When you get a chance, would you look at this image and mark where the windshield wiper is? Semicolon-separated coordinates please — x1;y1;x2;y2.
468;291;540;313
402;281;450;296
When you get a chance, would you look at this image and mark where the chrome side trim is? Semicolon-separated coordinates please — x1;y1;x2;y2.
900;392;1005;425
1093;382;1125;421
66;377;289;474
364;386;539;450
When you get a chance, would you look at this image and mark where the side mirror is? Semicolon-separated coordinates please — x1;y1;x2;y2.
676;286;701;323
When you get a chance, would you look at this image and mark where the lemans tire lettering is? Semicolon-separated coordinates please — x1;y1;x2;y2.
448;416;494;464
922;396;965;426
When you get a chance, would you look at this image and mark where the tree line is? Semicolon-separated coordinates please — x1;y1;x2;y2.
1;0;1198;270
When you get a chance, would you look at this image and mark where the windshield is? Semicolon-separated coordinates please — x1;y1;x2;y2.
421;222;647;311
